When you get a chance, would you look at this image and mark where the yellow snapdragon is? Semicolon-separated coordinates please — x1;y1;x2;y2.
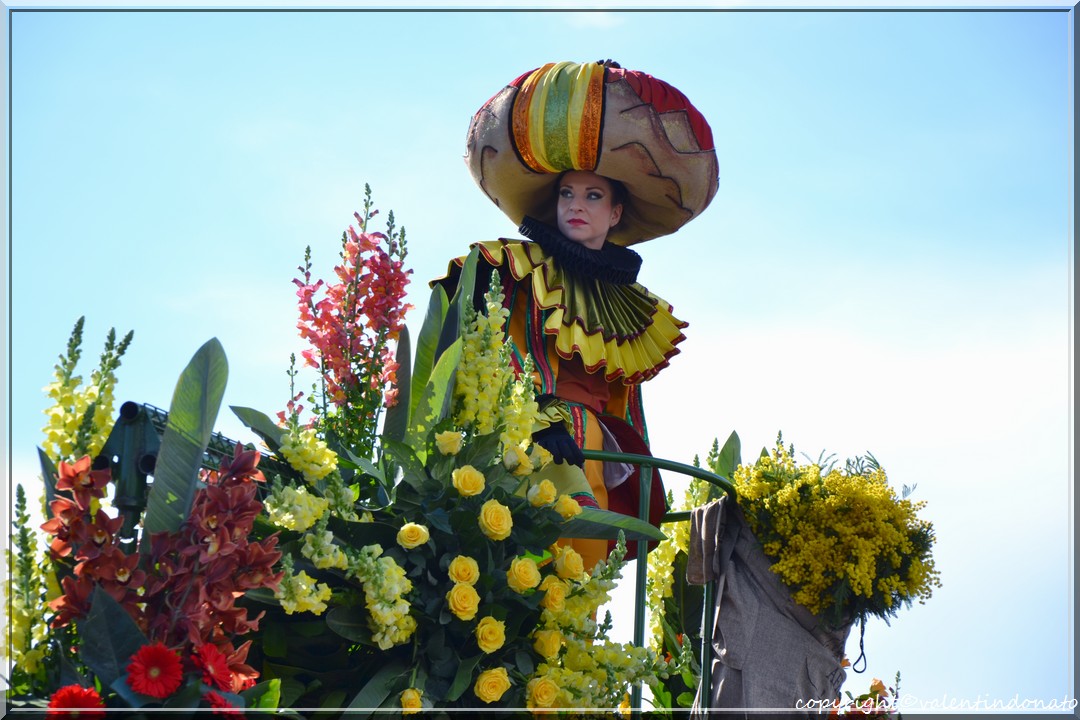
279;426;339;482
265;483;330;532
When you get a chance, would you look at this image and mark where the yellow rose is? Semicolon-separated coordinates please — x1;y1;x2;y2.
554;546;585;581
532;628;563;659
397;522;430;550
527;479;557;507
435;430;463;455
474;616;506;654
452;465;486;497
506;556;541;594
503;445;532;475
530;444;554;469
474;667;511;703
538;575;568;612
445;582;481;621
526;675;560;709
478;499;513;541
448;555;480;585
554;494;582;520
400;688;423;714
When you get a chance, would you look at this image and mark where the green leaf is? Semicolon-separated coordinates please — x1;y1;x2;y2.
341;447;384;483
241;679;283;709
410;284;449;420
78;586;149;690
381;325;411;442
677;691;697;707
326;515;397;550
382;437;430;492
436;246;480;361
445;654;482;702
404;338;462;455
231;405;286;452
38;447;58;508
143;338;228;537
560;507;667;542
325;606;375;644
713;430;742;482
345;658;409;710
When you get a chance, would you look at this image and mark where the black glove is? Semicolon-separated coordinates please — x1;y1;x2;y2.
532;423;585;469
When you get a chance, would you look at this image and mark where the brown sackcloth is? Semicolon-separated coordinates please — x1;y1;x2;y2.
687;496;852;715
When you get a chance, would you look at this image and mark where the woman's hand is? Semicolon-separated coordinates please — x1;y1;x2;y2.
532;424;585;468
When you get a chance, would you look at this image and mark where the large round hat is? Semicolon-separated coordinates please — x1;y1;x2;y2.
465;60;719;246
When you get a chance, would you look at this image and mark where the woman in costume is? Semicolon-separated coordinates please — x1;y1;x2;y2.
437;60;718;572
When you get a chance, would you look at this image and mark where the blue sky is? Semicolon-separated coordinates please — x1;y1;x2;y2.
4;5;1074;711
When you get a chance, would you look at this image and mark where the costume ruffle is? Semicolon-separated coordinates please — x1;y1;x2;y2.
437;236;687;385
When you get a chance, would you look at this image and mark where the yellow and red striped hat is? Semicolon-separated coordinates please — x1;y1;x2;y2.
465;60;719;246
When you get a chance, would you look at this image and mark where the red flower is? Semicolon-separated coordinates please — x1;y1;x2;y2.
46;684;105;719
194;643;234;691
126;642;184;698
204;690;241;715
55;456;110;510
48;574;94;628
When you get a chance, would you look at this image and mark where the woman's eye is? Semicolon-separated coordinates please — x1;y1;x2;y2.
587;191;603;200
559;188;573;198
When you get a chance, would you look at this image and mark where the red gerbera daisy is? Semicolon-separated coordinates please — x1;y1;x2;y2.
193;643;234;691
204;690;241;716
126;642;184;698
46;684;105;719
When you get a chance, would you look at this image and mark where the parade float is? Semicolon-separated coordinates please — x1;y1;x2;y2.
6;57;940;717
5;191;939;716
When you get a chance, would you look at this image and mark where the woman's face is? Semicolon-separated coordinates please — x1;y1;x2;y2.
556;171;623;250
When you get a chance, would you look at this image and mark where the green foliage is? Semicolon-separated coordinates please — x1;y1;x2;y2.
143;338;228;537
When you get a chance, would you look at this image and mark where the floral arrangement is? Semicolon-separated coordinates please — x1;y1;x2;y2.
733;436;941;630
5;191;668;714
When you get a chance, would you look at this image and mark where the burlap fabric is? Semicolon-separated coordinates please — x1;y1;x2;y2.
687;496;851;714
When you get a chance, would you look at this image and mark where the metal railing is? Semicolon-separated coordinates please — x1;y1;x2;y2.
581;449;733;712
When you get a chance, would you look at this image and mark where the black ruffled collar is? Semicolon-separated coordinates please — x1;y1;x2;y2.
518;216;641;286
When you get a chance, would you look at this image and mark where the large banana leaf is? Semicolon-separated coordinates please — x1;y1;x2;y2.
408;284;449;421
381;325;411;442
561;507;667;542
714;430;742;482
434;246;479;360
142;338;227;538
231;404;286;452
403;337;462;457
345;658;410;711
